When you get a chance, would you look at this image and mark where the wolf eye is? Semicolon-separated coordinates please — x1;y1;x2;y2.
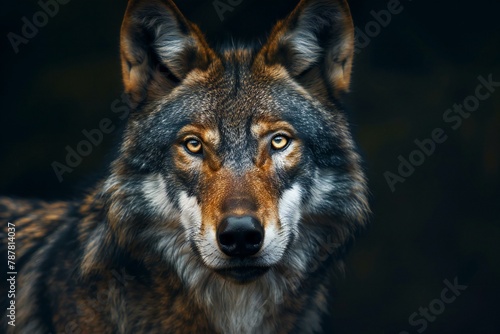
270;135;290;151
185;139;203;154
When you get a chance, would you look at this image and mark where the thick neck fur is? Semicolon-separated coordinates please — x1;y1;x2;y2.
76;170;359;333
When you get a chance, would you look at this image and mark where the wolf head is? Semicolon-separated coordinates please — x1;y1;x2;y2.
95;0;368;287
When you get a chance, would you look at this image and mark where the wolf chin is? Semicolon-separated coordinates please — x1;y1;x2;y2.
1;0;369;333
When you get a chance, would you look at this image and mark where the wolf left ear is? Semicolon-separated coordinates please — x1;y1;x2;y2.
258;0;354;101
120;0;216;107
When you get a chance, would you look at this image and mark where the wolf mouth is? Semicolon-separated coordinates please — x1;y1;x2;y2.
215;266;270;283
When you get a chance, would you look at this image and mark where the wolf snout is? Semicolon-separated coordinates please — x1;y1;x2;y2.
217;216;264;257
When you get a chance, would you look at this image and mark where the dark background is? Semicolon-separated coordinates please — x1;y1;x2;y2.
1;0;499;333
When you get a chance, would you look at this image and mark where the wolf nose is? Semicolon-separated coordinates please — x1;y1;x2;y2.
217;216;264;257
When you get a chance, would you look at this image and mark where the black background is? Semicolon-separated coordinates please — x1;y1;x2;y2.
1;0;499;333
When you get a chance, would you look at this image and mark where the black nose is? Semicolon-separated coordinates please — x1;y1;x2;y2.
217;216;264;257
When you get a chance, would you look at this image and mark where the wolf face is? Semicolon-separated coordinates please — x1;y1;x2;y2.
98;0;368;293
1;1;371;333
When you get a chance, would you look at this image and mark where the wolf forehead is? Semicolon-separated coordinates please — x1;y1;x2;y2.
125;50;344;163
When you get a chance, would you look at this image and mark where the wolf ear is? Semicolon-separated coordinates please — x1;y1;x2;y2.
258;0;354;100
120;0;216;106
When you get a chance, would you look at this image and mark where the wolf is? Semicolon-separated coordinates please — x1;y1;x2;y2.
0;0;369;333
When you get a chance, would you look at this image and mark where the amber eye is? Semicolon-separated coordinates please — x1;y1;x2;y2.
271;135;290;151
185;139;203;154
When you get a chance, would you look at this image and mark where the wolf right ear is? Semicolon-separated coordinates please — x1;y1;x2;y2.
258;0;355;101
120;0;216;107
